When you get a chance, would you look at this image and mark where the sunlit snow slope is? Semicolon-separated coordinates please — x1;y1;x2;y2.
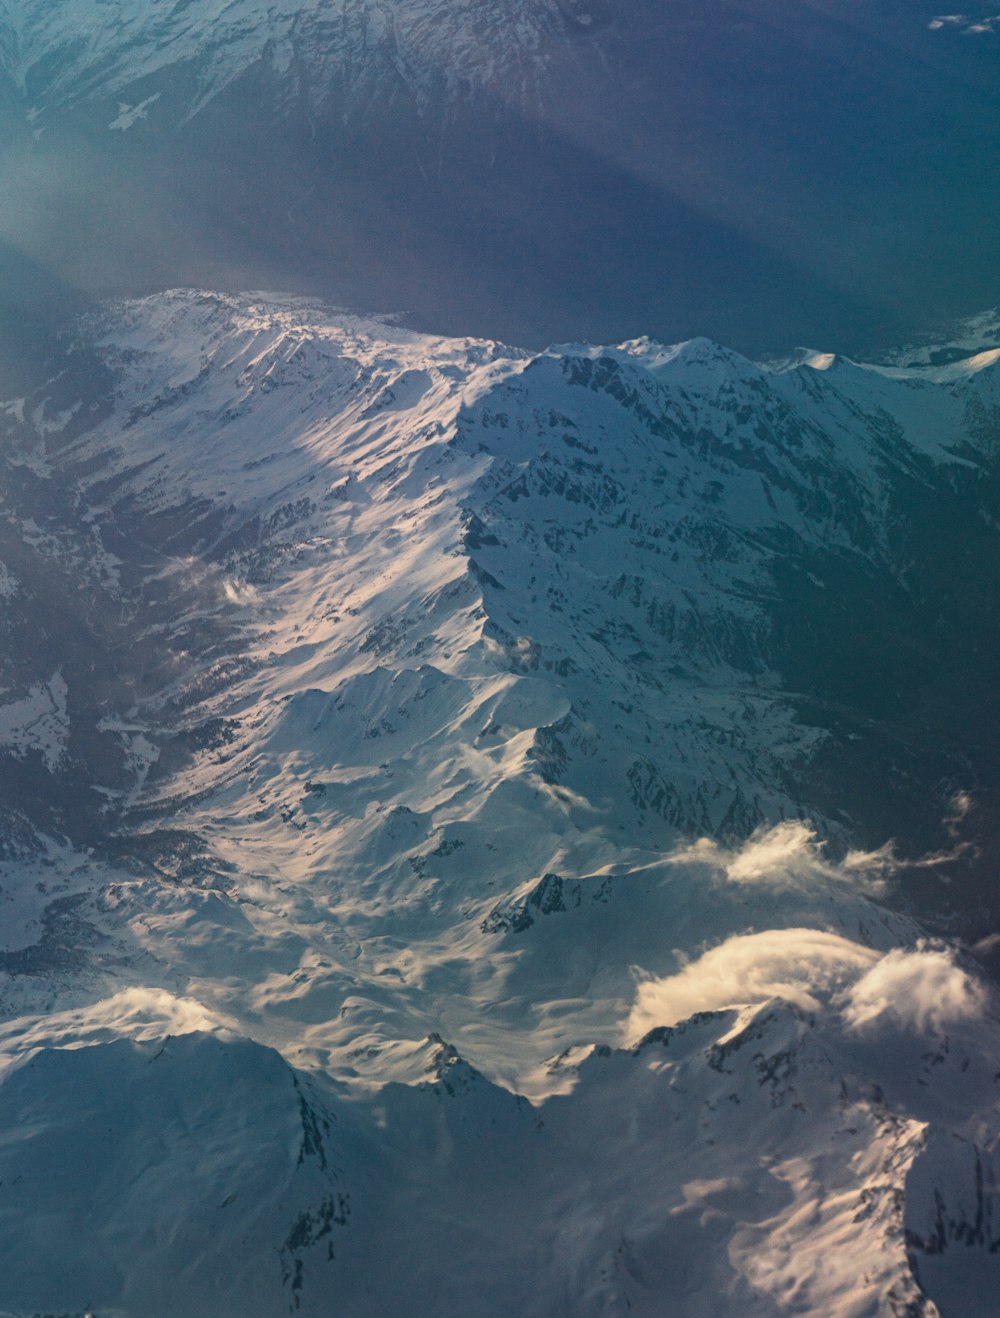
3;291;1000;1314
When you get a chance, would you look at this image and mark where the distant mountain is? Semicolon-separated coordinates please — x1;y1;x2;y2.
2;0;1000;354
0;0;590;120
2;290;1000;1312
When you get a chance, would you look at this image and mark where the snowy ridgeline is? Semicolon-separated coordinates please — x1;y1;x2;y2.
1;289;1000;1314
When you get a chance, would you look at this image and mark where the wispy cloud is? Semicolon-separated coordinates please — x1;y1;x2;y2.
929;12;1000;32
843;946;986;1033
671;820;896;895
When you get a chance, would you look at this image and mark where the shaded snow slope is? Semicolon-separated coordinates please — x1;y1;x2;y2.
4;290;1000;1312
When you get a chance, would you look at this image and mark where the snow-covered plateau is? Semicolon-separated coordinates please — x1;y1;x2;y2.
2;289;1000;1314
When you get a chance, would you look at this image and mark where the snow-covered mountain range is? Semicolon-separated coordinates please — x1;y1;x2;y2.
2;289;1000;1313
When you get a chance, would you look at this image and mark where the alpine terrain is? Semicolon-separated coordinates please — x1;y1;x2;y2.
1;0;1000;1309
1;289;1000;1313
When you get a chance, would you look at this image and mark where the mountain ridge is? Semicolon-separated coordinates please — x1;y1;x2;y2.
3;288;1000;1312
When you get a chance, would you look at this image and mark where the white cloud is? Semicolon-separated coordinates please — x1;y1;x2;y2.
671;820;892;894
725;820;822;883
929;12;998;31
627;931;987;1043
842;945;986;1033
627;928;878;1040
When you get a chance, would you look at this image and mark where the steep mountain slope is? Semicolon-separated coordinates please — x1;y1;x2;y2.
3;290;1000;1312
